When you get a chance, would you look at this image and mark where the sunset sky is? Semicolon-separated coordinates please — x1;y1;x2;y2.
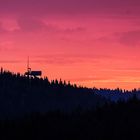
0;0;140;89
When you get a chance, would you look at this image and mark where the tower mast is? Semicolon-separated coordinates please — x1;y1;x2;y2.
27;56;31;78
27;56;29;72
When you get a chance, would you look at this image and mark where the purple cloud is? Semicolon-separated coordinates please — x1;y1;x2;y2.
0;0;140;17
16;17;86;34
116;30;140;47
17;18;46;32
0;22;7;33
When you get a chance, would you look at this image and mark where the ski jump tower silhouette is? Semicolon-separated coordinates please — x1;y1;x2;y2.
25;57;42;78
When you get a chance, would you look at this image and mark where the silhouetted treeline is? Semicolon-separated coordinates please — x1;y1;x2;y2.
0;69;105;118
93;87;140;101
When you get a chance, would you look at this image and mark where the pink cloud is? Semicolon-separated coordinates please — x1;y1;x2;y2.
0;19;19;31
0;41;20;53
29;53;104;65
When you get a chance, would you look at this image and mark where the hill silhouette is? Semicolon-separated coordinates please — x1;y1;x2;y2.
0;68;140;118
0;68;106;118
0;69;140;139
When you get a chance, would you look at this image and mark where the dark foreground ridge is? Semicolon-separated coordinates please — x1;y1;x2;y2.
1;97;140;140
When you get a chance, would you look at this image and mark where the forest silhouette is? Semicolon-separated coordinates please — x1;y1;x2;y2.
0;68;140;139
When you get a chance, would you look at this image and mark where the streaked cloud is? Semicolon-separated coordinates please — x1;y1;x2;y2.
0;60;21;63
